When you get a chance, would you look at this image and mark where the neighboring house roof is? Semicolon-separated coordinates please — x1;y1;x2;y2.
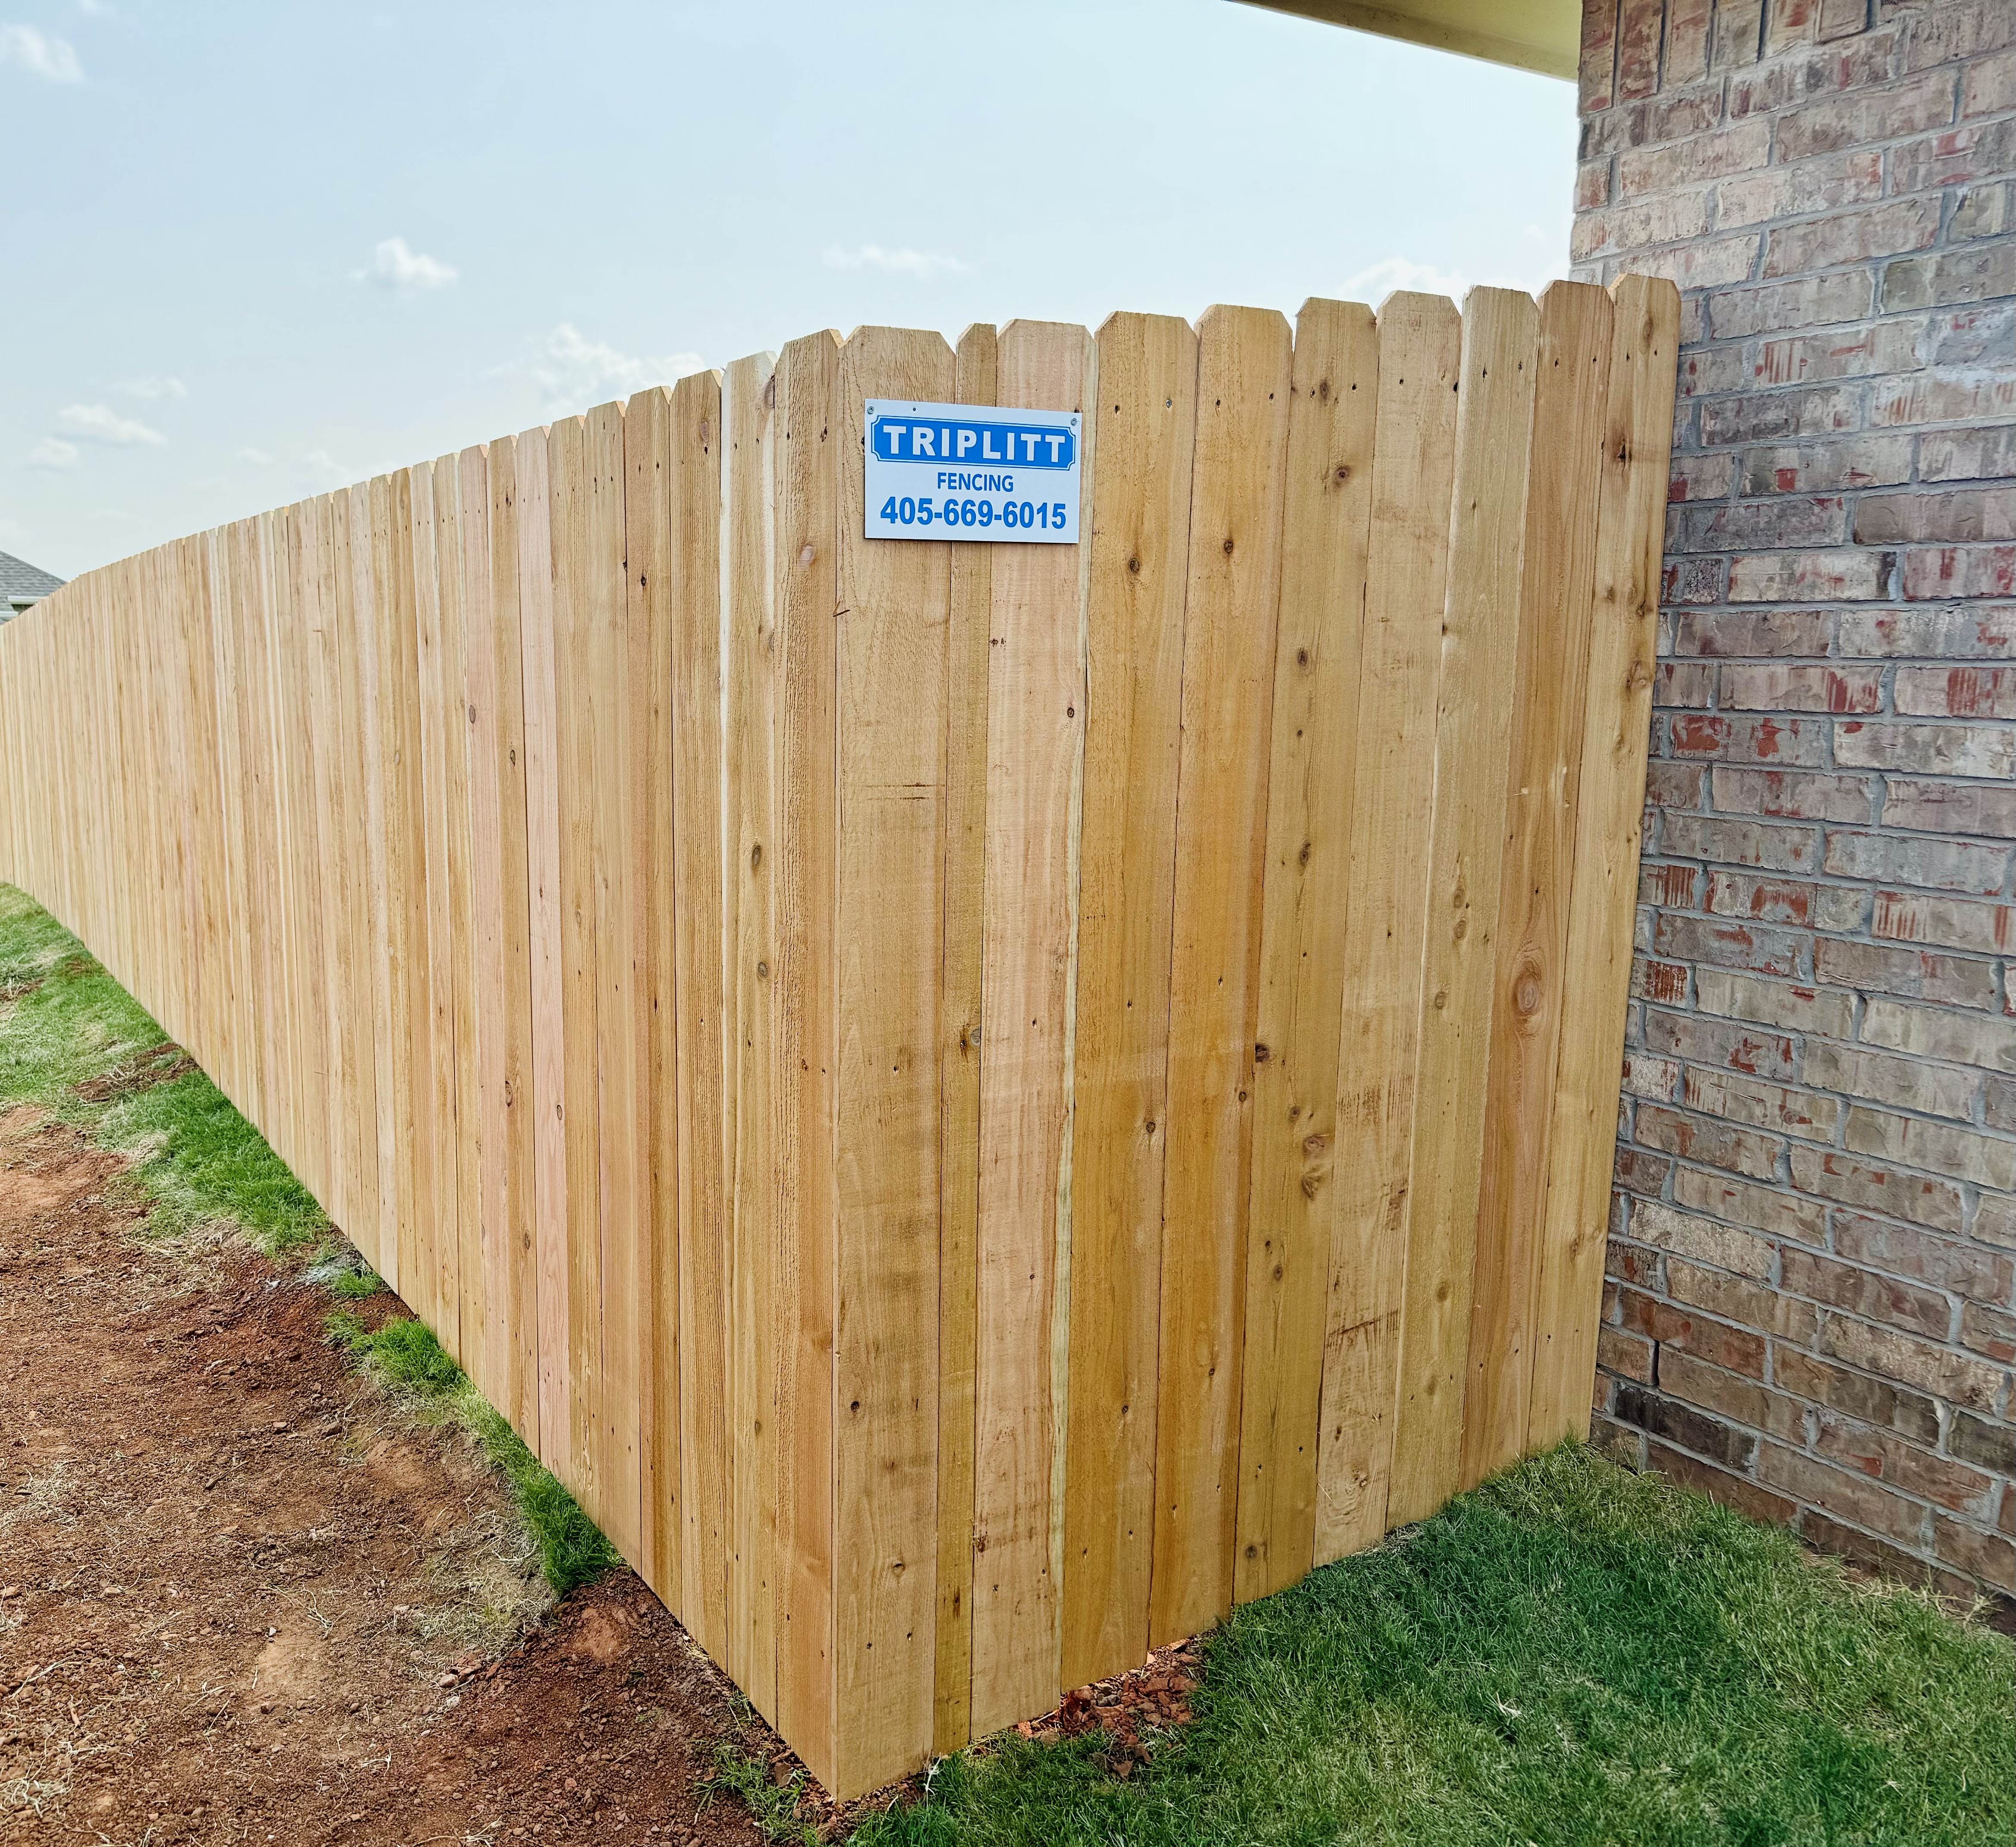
0;551;66;611
1235;0;1577;79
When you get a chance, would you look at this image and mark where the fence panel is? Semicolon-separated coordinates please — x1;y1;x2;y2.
0;279;1678;1803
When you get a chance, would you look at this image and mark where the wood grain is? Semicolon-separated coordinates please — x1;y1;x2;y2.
1233;297;1378;1602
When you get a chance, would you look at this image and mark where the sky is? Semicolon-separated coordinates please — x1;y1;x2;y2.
3;1;1577;580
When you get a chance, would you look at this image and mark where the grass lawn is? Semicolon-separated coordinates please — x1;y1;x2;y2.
858;1446;2013;1847
4;883;2010;1844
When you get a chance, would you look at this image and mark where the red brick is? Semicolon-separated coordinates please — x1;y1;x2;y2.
1860;999;2016;1071
1706;870;1864;930
1814;1416;1999;1516
1655;661;1717;706
1684;1067;1840;1140
1709;766;1875;823
1615;1143;1675;1197
1574;191;1712;261
1739;435;1912;494
1788;1146;1966;1230
1891;115;2016;192
1662;555;1729;605
1719;663;1880;711
1599;1323;1656;1383
1615;1382;1759;1468
1950;1409;2016;1474
1647;1007;1798;1078
1774;1346;1941;1443
1920;424;2016;484
1858;491;2016;547
1711;272;1874;339
1665;0;1712;84
1635;1107;1784;1183
1620;1287;1771;1377
1616;0;1665;100
1802;1039;1978;1118
1662;813;1821;871
1843;607;2016;661
1764;197;1941;278
1774;70;1959;160
1875;368;2016;428
1672;607;1834;654
1729;549;1889;601
1903;545;2016;601
1623;1049;1682;1101
1673;1166;1827;1243
1766;0;1822;55
1901;0;2016;72
1652;909;1806;976
1894;663;2016;717
1631;955;1691;1004
1628;1198;1778;1279
1728;21;1897;113
1693;968;1853;1037
1647;1439;1799;1526
1963;47;2016;115
1624;232;1764;291
1838;720;2016;778
1820;830;2011;893
1799;1508;1941;1584
1832;1213;2012;1300
1618;119;1773;195
1960;1301;2016;1365
1662;1347;1802;1434
1606;1234;1664;1289
1933;1516;2016;1595
1670;452;1737;501
1702;385;1861;447
1677;497;1847;550
1782;1247;1953;1337
1718;151;1885;231
1871;890;2016;955
1818;1311;2005;1408
1579;0;1617;111
1842;1103;2016;1187
1885;244;2016;313
1669;712;1828;763
1879;776;2016;838
1640;860;1702;908
1759;1442;1931;1543
1644;761;1708;808
1813;939;1999;1008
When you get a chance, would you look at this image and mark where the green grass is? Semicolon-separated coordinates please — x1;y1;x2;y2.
327;1306;619;1598
0;884;326;1256
0;880;616;1603
858;1445;2015;1847
702;1721;821;1847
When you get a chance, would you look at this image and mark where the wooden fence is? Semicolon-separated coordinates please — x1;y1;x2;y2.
0;277;1679;1800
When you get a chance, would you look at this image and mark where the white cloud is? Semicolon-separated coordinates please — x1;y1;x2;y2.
0;23;83;81
28;438;79;471
496;323;705;417
120;375;188;400
354;235;458;295
239;446;274;466
57;402;166;445
822;243;969;280
1342;246;1570;308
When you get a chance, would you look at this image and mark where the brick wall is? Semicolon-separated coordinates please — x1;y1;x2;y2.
1573;0;2016;1619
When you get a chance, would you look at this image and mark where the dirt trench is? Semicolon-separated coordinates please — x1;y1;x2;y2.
0;1107;773;1847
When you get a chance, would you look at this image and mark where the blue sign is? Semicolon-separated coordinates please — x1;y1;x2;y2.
863;398;1082;545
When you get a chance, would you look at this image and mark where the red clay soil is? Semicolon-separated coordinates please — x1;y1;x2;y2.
0;1107;776;1847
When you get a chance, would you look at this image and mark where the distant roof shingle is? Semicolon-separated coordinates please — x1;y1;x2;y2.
0;551;65;604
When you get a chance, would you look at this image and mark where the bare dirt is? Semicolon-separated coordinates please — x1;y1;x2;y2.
0;1107;774;1847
